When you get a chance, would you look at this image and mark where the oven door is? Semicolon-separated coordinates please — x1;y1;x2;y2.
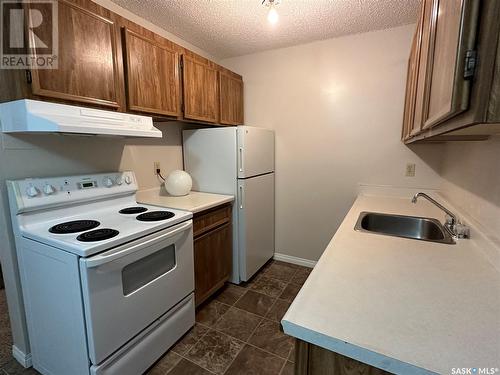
79;220;194;365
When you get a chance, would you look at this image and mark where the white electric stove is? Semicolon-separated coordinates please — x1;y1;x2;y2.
7;171;195;375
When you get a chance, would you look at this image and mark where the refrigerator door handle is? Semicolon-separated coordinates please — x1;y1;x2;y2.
239;147;243;173
239;185;244;209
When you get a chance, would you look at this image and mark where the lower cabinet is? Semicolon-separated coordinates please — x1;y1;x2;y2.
294;339;391;375
193;204;232;306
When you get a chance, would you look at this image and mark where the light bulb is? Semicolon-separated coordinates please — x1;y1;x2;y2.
267;6;279;24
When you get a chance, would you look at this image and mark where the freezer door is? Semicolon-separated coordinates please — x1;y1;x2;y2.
237;173;275;281
237;126;274;178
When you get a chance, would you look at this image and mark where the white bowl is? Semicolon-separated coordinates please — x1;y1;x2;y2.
164;170;192;196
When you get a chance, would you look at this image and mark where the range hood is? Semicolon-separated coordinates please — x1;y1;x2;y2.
0;99;162;138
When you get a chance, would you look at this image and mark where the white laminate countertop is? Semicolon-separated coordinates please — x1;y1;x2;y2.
282;191;500;375
136;187;234;214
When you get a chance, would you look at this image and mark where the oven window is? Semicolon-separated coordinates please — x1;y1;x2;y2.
122;245;176;295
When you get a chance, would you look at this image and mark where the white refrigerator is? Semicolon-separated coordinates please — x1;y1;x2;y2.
183;126;275;283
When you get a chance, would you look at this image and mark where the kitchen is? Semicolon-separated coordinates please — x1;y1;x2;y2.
0;0;499;375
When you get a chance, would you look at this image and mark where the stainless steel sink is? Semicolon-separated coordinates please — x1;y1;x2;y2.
354;212;455;244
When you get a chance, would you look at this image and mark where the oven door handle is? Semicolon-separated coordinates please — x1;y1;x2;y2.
84;221;192;268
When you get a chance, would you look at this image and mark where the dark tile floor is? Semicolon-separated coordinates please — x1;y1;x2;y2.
0;289;13;369
147;260;311;375
1;288;39;375
0;260;312;375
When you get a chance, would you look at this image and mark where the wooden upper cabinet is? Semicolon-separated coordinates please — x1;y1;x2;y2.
29;0;121;108
411;0;433;135
407;11;424;137
182;55;219;123
0;0;245;124
122;28;180;117
422;0;479;129
402;33;419;140
399;0;500;143
219;72;244;125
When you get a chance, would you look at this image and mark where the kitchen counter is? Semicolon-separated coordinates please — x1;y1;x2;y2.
136;187;234;213
282;190;500;374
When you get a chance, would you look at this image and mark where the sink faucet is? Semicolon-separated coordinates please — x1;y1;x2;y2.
411;192;469;239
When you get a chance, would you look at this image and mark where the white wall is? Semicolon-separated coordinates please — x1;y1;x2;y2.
221;24;444;261
439;137;500;245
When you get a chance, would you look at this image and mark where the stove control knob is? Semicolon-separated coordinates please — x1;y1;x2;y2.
124;175;132;185
115;177;123;186
26;185;40;198
103;177;114;188
43;184;56;195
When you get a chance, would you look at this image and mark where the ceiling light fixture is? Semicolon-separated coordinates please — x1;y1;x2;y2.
262;0;280;25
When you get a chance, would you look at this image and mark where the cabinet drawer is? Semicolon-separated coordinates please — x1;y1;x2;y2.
193;204;232;238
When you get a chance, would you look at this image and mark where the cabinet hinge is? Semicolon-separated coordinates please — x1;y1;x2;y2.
464;50;477;79
25;70;32;84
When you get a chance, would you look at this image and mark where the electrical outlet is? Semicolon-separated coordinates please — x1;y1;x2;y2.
405;163;416;177
154;161;160;175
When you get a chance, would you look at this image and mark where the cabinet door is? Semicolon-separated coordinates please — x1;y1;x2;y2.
193;223;232;306
411;0;433;135
122;29;180;117
402;33;419;140
219;72;244;125
182;55;218;123
30;0;121;108
422;0;479;129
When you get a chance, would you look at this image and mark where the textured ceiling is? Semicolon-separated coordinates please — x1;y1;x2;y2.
110;0;420;59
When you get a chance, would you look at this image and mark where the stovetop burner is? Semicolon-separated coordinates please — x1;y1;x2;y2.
136;211;175;222
49;220;100;234
119;207;148;214
77;228;119;242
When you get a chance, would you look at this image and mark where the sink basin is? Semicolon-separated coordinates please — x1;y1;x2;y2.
354;212;455;244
